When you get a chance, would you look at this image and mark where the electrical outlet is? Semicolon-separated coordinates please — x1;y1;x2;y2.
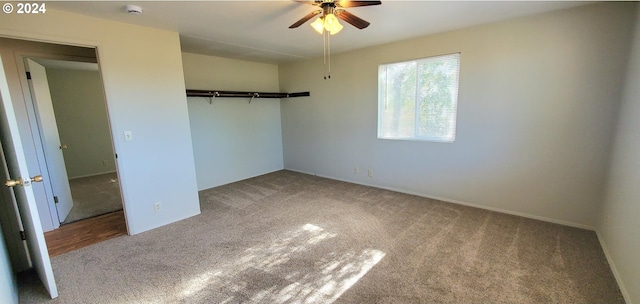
354;167;359;174
368;169;373;177
153;202;161;213
102;160;108;167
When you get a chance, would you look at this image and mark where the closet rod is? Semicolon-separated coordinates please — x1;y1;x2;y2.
186;89;310;99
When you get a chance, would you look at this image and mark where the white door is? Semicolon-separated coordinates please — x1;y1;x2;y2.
0;52;58;298
0;224;18;304
0;137;31;272
25;59;73;223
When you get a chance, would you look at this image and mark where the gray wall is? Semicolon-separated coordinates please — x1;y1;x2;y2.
598;5;640;304
279;2;635;229
183;53;284;191
46;68;116;179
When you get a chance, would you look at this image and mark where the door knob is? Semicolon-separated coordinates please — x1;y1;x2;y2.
5;178;23;187
5;175;43;187
59;144;68;149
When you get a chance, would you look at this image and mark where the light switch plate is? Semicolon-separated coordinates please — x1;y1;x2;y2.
124;130;133;141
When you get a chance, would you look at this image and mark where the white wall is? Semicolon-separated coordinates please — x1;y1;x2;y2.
279;2;636;228
598;5;640;304
47;68;117;179
0;9;200;234
182;53;283;190
0;225;17;304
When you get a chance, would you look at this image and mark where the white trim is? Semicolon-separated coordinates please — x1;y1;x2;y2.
198;168;284;192
68;170;117;180
283;167;595;230
595;230;632;304
0;29;100;50
284;168;317;176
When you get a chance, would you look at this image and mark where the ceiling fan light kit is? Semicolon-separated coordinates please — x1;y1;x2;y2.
310;6;344;35
322;13;344;34
311;14;344;35
290;0;381;79
311;17;325;34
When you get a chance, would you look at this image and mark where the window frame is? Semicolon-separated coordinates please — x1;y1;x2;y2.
377;52;461;143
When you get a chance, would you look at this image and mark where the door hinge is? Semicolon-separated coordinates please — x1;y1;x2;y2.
19;230;26;241
54;196;59;204
26;72;31;80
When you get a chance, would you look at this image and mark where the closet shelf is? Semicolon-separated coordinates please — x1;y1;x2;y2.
186;89;310;99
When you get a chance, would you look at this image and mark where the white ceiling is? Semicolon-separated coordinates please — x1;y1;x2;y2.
48;1;588;64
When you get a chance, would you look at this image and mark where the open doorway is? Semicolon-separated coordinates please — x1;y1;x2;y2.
0;37;127;256
0;35;131;299
27;58;123;224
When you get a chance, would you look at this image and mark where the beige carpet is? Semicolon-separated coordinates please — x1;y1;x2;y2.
19;170;623;303
62;173;123;224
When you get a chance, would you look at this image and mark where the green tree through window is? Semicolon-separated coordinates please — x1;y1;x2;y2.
378;53;460;142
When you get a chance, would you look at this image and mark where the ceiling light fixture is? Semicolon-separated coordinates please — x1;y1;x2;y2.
311;17;325;34
322;13;343;35
310;11;343;35
289;0;381;79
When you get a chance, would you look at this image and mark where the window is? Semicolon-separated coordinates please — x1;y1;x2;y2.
378;53;460;142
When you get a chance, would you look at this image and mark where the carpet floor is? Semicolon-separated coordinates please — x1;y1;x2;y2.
63;173;123;224
19;170;623;303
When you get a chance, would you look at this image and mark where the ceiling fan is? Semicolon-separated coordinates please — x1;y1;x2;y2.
290;0;381;79
289;0;382;34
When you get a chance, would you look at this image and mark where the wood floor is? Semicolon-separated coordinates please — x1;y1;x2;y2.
44;210;127;257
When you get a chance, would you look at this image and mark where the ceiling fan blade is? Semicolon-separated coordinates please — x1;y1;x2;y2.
289;10;322;28
336;10;371;29
338;1;381;8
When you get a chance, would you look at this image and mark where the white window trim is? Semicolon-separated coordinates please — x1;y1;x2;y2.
377;52;460;143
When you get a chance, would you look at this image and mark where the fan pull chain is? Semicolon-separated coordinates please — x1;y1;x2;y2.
327;32;331;80
323;29;331;80
323;28;326;66
322;29;328;80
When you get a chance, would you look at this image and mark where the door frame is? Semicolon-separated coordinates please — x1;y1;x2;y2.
15;52;98;228
0;31;129;234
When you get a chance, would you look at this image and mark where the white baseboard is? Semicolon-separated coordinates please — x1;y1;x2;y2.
596;230;632;304
69;170;117;180
283;168;595;231
286;168;632;301
284;168;316;176
198;167;285;192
